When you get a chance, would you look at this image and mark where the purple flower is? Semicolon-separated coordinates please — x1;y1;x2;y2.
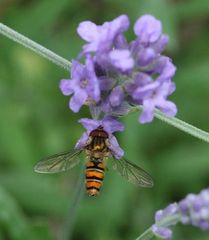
151;225;172;240
61;14;177;125
75;117;124;159
109;86;124;107
136;47;156;66
131;15;171;74
139;81;177;123
153;56;176;82
179;189;209;230
125;72;154;102
109;49;134;72
134;15;162;44
59;56;100;112
125;73;177;123
151;188;209;239
151;203;180;239
77;15;129;54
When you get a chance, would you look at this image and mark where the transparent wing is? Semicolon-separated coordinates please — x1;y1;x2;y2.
111;157;154;187
34;149;83;173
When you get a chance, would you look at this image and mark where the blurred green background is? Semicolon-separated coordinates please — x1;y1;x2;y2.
0;0;209;239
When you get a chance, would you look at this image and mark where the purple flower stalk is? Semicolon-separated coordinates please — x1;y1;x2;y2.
60;14;177;130
150;188;209;240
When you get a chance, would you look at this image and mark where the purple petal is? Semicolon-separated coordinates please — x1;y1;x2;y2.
152;225;172;240
197;219;209;230
134;15;162;44
133;81;160;100
109;49;134;72
155;210;164;222
164;203;179;217
69;90;88;112
115;34;128;48
179;199;190;214
139;99;155;123
75;132;89;149
125;73;153;97
160;60;176;81
71;60;85;80
85;56;100;101
108;135;124;159
99;76;115;91
137;47;156;66
101;98;112;113
158;100;177;117
152;35;169;53
155;57;176;82
59;79;74;96
111;15;129;33
109;86;124;107
200;189;209;205
79;118;100;132
102;117;124;133
77;21;99;42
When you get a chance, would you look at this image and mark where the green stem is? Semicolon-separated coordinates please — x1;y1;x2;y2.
135;213;181;240
135;227;154;240
130;107;209;144
154;109;209;143
0;23;71;71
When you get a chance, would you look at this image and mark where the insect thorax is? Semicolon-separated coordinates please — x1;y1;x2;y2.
85;126;110;159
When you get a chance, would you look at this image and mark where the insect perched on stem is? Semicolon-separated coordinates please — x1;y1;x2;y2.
34;126;153;196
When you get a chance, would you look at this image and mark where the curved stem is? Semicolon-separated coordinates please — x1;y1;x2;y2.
0;23;71;71
63;165;85;240
135;213;181;240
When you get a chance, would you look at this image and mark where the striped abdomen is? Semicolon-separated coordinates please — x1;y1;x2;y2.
85;159;105;196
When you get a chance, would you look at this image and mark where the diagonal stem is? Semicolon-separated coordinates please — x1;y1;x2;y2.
0;23;71;71
129;106;209;144
135;227;154;240
154;109;209;143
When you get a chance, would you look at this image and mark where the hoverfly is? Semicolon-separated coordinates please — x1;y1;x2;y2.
34;126;153;196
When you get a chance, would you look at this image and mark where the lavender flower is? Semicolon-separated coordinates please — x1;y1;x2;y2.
134;15;162;44
59;56;100;112
60;14;177;125
151;188;209;240
109;86;124;107
75;117;124;159
77;15;129;54
109;49;134;72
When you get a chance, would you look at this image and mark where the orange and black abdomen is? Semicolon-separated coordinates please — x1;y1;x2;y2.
85;159;105;196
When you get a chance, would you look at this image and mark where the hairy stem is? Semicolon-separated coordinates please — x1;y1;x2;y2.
154;109;209;143
129;107;209;144
0;23;71;71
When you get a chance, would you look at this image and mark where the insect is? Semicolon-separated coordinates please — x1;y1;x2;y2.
34;126;154;196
